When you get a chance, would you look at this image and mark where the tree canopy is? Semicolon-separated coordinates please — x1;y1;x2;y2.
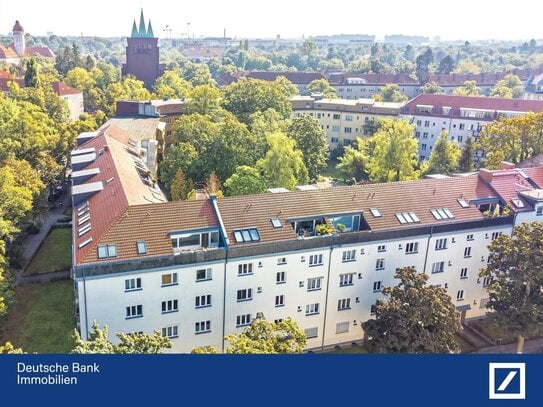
424;131;460;175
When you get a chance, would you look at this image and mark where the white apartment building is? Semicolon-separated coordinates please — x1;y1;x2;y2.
291;96;403;149
400;94;543;161
328;73;420;100
71;125;543;353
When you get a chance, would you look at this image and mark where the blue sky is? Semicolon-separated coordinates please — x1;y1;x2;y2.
0;0;541;41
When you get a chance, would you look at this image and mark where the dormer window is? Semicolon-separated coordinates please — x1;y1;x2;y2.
171;230;220;253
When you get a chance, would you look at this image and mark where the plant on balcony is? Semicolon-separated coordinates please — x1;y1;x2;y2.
335;223;346;233
316;223;334;236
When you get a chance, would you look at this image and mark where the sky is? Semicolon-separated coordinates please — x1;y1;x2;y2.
0;0;542;41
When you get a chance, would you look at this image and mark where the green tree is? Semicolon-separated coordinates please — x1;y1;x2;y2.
437;55;455;74
480;222;543;353
224;165;268;196
159;143;198;192
257;132;308;190
453;80;480;96
415;47;433;81
0;342;24;354
170;169;195;201
490;74;524;99
286;114;328;180
72;321;171;354
367;118;419;182
373;84;408;103
458;136;475;172
153;70;193;100
306;78;336;98
336;138;369;182
425;131;460;175
420;81;444;94
362;268;461;353
185;84;222;116
24;57;41;88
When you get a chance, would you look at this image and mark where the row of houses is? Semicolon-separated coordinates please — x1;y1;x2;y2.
71;122;543;353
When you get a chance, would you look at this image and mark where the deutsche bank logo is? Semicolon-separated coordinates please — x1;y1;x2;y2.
488;363;526;400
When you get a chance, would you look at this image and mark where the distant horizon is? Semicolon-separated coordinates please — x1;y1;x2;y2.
0;0;542;42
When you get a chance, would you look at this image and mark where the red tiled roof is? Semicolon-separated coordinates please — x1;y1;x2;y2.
25;46;54;58
483;169;534;212
0;71;14;79
402;94;543;118
0;44;19;59
329;73;419;85
0;77;24;92
245;71;324;84
52;81;81;96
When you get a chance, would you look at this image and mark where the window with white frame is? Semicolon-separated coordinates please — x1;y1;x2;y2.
277;257;287;265
307;277;322;291
435;238;448;250
370;304;377;315
136;241;147;255
339;273;354;287
125;278;141;291
333;114;340;120
306;303;320;315
460;268;468;279
237;288;253;302
162;300;178;313
276;271;286;284
345;115;353;121
332;125;340;132
275;295;285;307
195;320;211;334
337;298;351;310
196;268;212;281
236;314;251;327
98;244;117;259
238;263;254;276
304;327;318;338
342;249;356;262
377;244;386;252
466;234;474;241
309;254;323;266
432;261;445;274
536;206;543;215
126;305;143;319
372;281;382;292
464;247;472;257
405;242;418;254
482;276;492;287
375;258;385;270
162;325;178;339
161;272;178;287
195;295;211;308
491;232;502;241
456;290;465;301
336;322;349;334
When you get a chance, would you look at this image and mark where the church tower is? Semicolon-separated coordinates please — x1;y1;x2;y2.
12;20;25;56
121;9;165;90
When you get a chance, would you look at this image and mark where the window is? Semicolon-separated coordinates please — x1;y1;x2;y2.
309;254;323;266
459;123;465;130
337;298;351;310
435;238;448;250
405;242;419;254
304;327;318;338
459;268;468;279
97;244;117;259
161;300;178;314
421;144;427;151
126;305;143;319
276;271;286;284
416;120;422;126
395;212;420;224
537;206;543;215
491;232;502;241
233;228;260;243
345;115;353;121
424;120;430;127
162;326;178;339
342;249;356;262
466;234;474;241
415;131;420;138
369;208;381;218
238;263;253;276
422;132;428;139
237;289;253;302
344;127;352;134
195;295;211;308
456;290;465;301
195;321;211;334
307;277;322;291
431;208;455;220
370;304;377;315
458;199;470;208
274;318;283;324
136;241;147;255
171;231;219;249
277;257;287;265
333;114;340;120
377;245;386;252
161;273;178;287
125;278;141;291
372;281;382;292
464;247;472;258
305;303;320;315
482;276;492;287
275;295;285;307
339;273;354;287
330;137;339;143
271;218;282;228
375;258;385;270
343;139;351;146
196;268;212;281
236;314;251;327
336;322;349;334
332;125;340;132
432;261;445;274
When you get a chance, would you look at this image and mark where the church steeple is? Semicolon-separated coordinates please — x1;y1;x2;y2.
138;9;147;37
131;20;138;38
147;20;154;38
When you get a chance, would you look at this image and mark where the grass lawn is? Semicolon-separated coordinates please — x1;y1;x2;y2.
456;334;477;354
63;205;72;216
24;227;72;276
0;280;76;353
324;344;369;354
471;318;543;345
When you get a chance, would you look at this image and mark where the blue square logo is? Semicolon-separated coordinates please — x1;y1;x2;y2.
489;363;526;400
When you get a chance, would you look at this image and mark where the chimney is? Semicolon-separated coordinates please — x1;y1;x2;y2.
479;168;494;183
499;161;515;170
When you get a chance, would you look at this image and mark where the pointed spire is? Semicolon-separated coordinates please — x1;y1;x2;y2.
147;20;154;38
138;8;147;37
131;20;138;38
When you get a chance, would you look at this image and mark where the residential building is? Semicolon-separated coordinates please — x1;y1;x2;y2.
51;82;84;121
328;73;420;99
216;71;325;94
71;125;543;352
524;73;543;100
291;95;403;148
401;94;543;161
121;9;165;89
0;20;55;64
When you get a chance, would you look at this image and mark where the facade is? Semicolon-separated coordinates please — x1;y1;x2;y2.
71;126;543;352
524;73;543;100
51;82;84;121
400;94;543;161
328;73;420;99
291;95;403;148
121;10;165;89
0;20;55;64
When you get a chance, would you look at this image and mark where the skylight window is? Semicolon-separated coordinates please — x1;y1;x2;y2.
271;218;282;228
78;224;92;237
137;241;147;255
78;237;93;249
97;244;117;259
457;199;469;208
233;228;261;243
396;212;420;224
370;208;382;218
511;198;525;208
431;208;455;220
